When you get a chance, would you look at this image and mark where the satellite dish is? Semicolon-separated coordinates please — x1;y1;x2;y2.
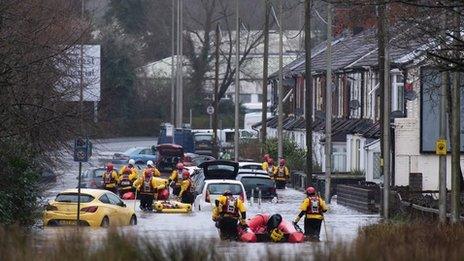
404;90;417;101
349;100;360;110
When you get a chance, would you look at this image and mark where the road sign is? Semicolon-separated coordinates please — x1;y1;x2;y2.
74;138;92;162
207;105;214;115
436;139;447;155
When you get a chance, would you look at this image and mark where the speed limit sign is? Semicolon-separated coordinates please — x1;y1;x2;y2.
207;105;214;115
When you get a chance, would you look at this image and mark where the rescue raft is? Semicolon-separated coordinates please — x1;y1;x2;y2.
238;213;304;243
153;200;192;213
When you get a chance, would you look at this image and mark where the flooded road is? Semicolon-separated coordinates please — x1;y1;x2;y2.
41;137;379;257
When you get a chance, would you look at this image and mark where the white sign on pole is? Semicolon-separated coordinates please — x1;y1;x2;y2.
207;105;215;115
166;124;174;137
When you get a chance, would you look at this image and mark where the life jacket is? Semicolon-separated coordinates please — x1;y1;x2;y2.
267;165;274;175
172;170;181;185
306;196;322;214
141;176;155;193
277;167;286;177
222;196;239;218
120;173;132;187
103;171;116;185
186;179;195;193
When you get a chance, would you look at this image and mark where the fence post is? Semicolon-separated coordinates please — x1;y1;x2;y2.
250;188;254;207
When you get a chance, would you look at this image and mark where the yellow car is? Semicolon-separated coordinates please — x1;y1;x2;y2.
43;189;137;227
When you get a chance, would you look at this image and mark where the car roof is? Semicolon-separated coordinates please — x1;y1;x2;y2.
237;173;271;179
238;169;268;174
238;162;262;166
59;189;108;197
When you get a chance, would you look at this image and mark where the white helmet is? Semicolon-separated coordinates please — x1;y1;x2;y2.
128;159;136;165
147;160;154;167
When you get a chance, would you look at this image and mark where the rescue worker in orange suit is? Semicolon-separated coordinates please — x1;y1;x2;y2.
102;163;119;194
169;163;184;196
144;160;161;177
133;169;166;211
261;154;270;171
293;186;328;241
118;159;138;178
178;169;195;204
273;159;290;189
212;190;247;240
118;166;138;197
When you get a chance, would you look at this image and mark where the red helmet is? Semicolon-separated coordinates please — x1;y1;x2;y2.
123;167;131;174
279;159;286;166
106;163;114;171
306;186;316;196
176;163;184;170
182;169;190;179
268;158;274;165
263;154;270;161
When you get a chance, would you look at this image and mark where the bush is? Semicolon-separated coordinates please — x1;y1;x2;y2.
0;141;41;226
263;138;310;172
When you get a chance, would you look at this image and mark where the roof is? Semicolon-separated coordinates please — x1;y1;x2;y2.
260;116;380;141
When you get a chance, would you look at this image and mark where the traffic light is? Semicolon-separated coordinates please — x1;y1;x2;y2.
74;138;92;162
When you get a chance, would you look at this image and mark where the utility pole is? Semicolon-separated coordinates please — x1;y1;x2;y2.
234;0;240;161
212;23;220;159
451;8;461;223
171;0;176;125
77;0;85;228
277;0;283;160
176;0;184;128
379;2;391;219
324;2;332;203
439;71;448;223
261;0;270;147
304;0;313;185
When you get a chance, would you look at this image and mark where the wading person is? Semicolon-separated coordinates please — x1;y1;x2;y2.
102;163;119;194
178;169;195;204
212;190;247;240
133;169;157;211
293;186;328;241
273;159;290;189
168;163;184;196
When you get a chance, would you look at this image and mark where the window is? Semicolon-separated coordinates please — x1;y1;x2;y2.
239;94;252;103
56;193;94;203
207;183;242;195
373;152;381;179
107;193;123;206
99;194;110;204
392;73;405;112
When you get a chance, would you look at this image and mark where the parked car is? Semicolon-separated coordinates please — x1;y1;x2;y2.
194;133;213;156
78;167;106;189
155;143;184;174
192;160;246;211
236;170;277;200
238;162;263;171
43;189;137;227
112;147;157;165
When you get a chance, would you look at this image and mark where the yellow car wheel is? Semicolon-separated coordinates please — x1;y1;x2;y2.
100;216;109;227
129;215;137;226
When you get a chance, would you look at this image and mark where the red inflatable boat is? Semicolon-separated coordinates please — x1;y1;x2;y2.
238;213;304;243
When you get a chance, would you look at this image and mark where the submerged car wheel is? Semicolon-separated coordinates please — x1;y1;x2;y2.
100;216;110;227
129;215;137;226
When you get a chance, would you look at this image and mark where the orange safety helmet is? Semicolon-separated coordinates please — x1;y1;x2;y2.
306;186;316;196
123;167;131;174
106;163;114;171
263;154;270;161
176;163;184;170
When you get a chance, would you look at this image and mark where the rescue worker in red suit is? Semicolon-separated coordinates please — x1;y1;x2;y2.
133;169;159;211
212;190;247;240
273;159;290;189
246;213;285;242
178;169;195;204
293;186;328;241
102;163;118;194
169;163;184;196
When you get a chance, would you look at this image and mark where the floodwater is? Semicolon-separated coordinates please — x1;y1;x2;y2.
40;137;379;257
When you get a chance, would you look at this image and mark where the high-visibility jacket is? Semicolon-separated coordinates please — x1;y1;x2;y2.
118;171;138;188
179;179;194;198
299;196;328;220
169;169;182;186
262;162;269;171
212;195;246;221
273;166;290;181
143;167;161;177
133;176;167;195
118;165;138;177
102;170;118;188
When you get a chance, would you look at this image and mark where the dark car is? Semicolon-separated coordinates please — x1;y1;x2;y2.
155;144;184;174
112;147;157;165
236;170;277;200
194;133;213;156
78;167;106;189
